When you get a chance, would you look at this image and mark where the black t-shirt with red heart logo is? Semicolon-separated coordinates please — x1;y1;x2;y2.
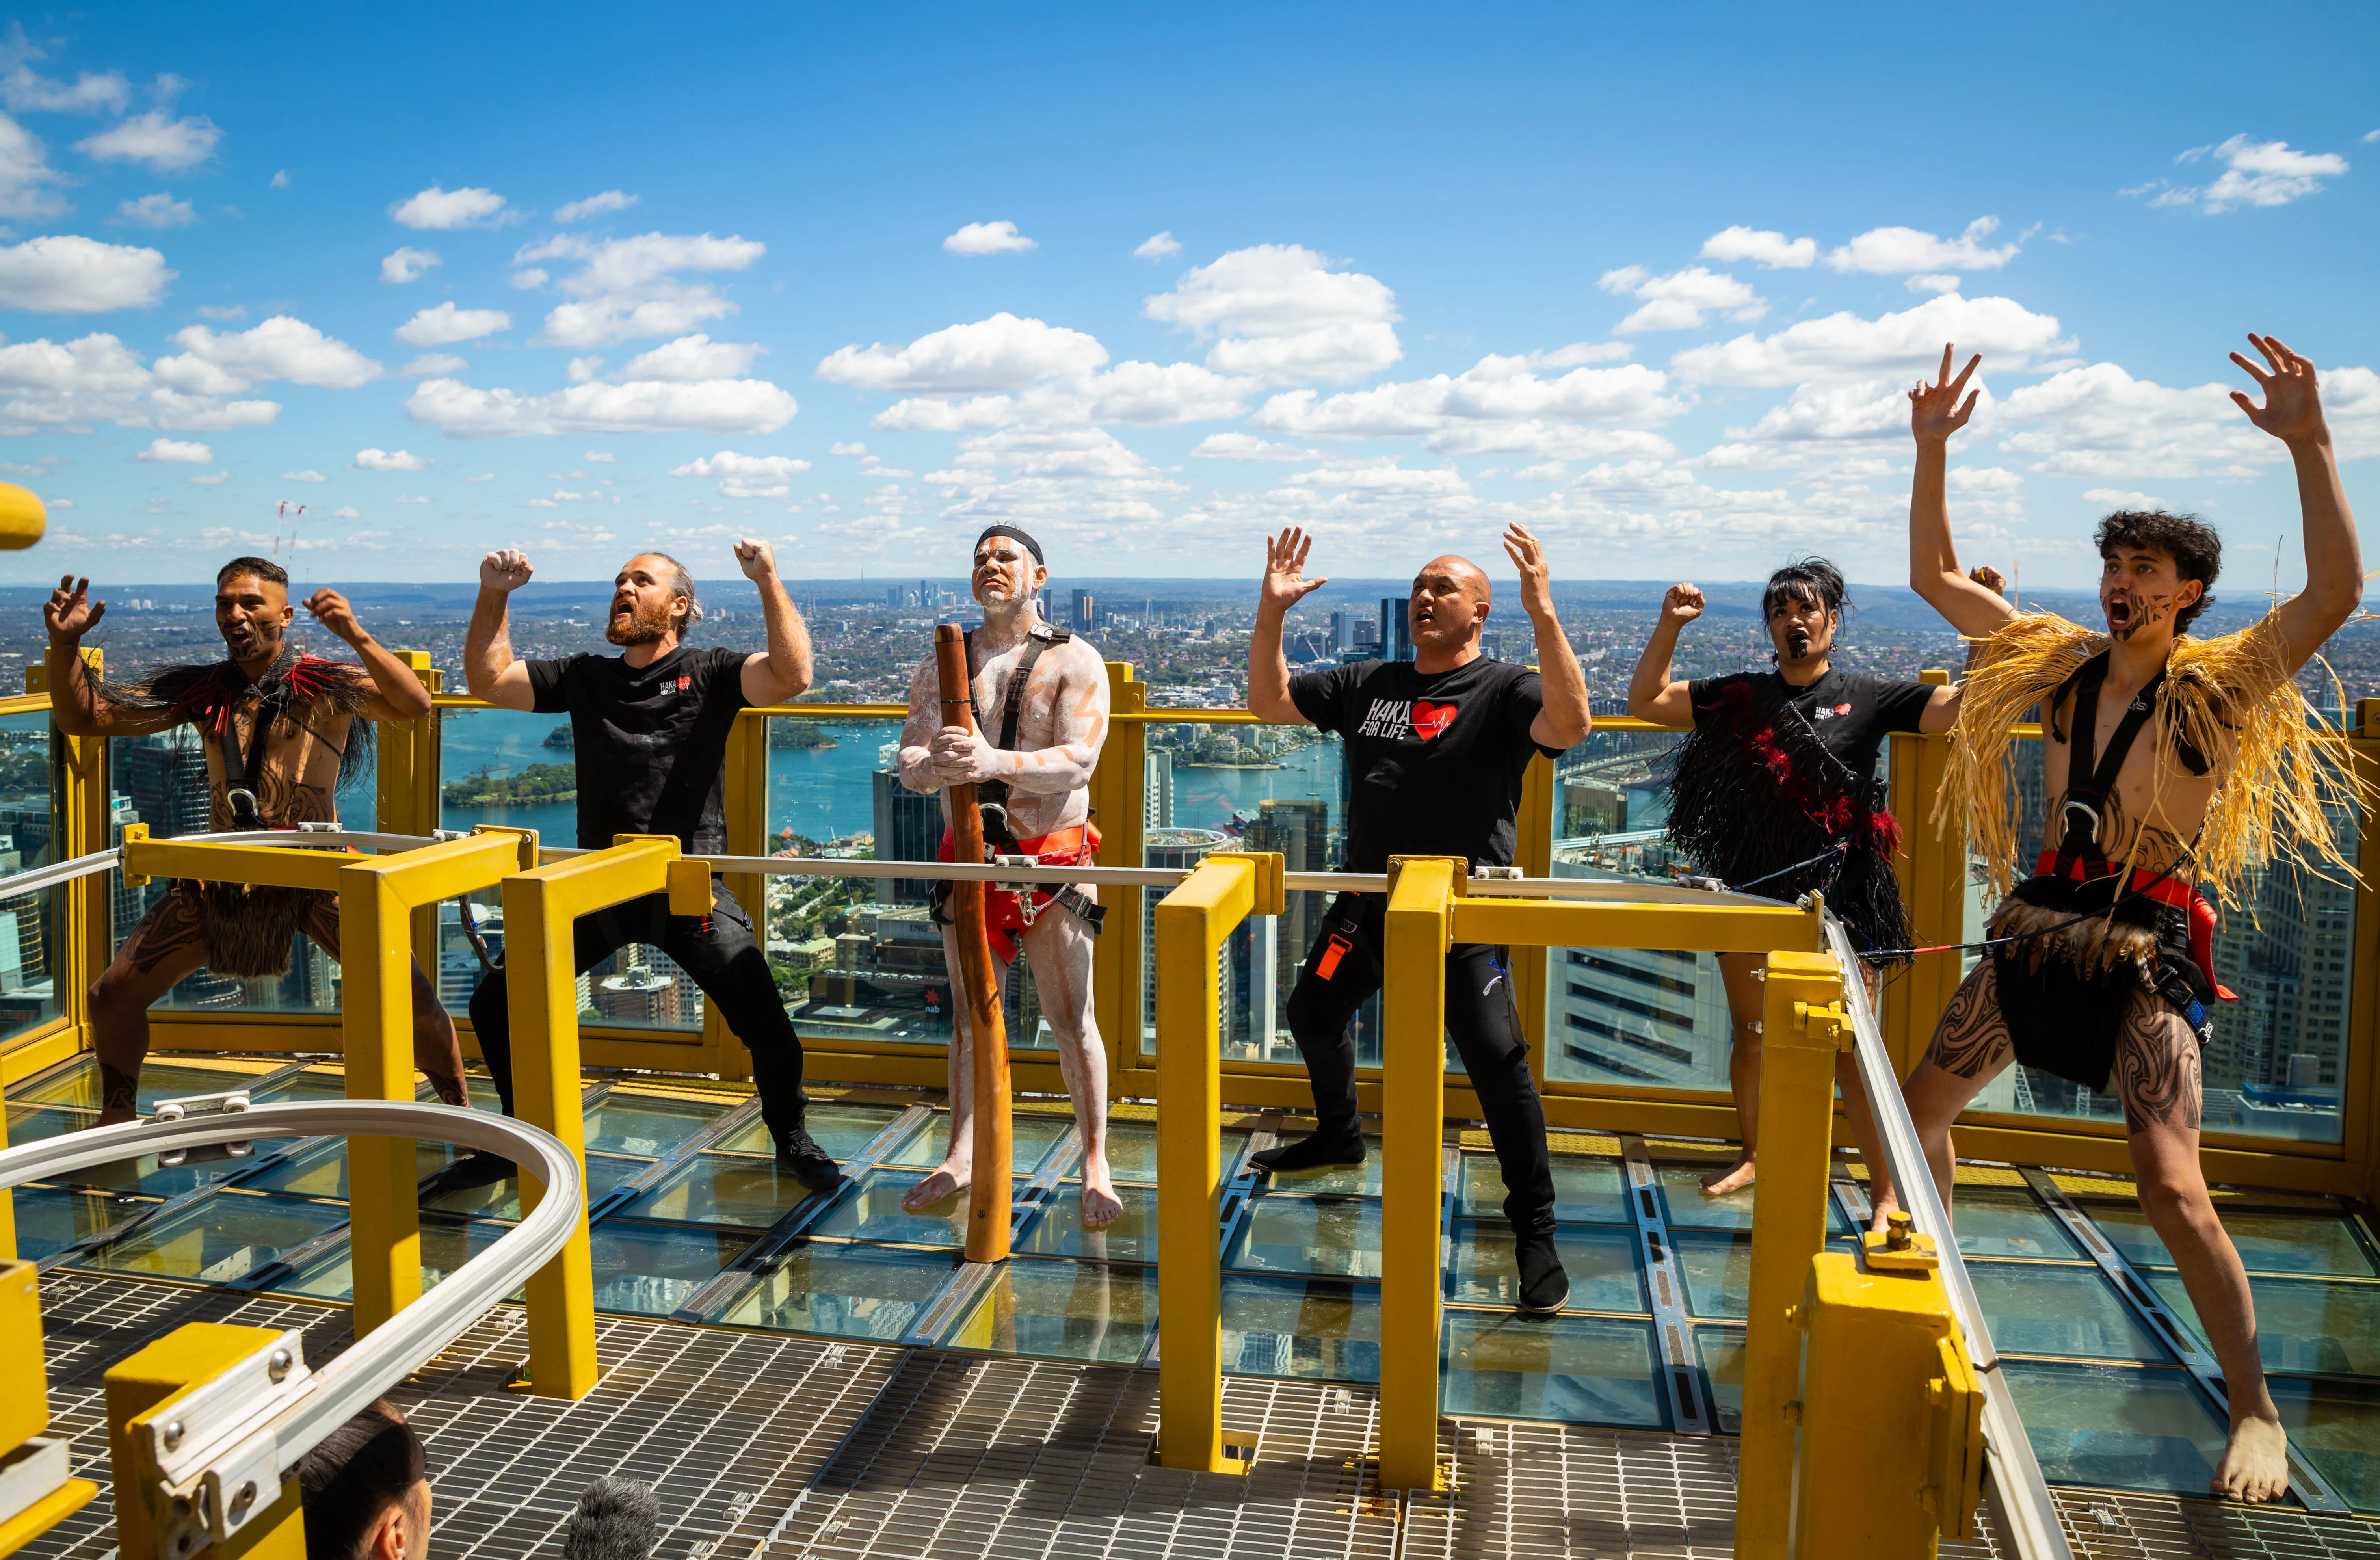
1685;667;1935;798
524;644;750;852
1290;654;1565;873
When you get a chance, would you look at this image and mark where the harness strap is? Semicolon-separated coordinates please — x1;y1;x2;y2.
961;623;1071;855
2053;653;2166;870
215;690;279;829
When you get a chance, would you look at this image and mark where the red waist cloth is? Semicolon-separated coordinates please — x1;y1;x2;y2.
2032;850;2235;1002
937;822;1101;961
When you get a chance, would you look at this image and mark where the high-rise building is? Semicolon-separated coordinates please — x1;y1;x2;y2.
1377;598;1413;661
919;580;936;614
1329;610;1354;653
1071;589;1097;635
885;585;904;608
871;760;943;906
1144;750;1173;829
1352;619;1379;651
1238;798;1331;1059
1142;828;1230;1035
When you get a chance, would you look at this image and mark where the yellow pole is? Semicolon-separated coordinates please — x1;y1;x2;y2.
1153;855;1257;1472
106;1324;305;1560
1088;665;1145;1089
1377;855;1459;1491
1885;670;1957;1073
1735;945;1848;1558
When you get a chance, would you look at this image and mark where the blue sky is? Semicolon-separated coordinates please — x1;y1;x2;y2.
0;2;2373;589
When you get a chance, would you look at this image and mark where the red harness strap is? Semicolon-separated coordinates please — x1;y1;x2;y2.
2031;850;2236;1002
937;822;1102;962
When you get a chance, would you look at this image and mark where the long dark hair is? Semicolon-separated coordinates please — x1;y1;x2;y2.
1761;557;1847;621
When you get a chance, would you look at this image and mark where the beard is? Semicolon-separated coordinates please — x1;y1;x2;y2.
605;598;676;646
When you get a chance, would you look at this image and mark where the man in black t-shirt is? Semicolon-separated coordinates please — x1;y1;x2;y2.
461;541;839;1190
1627;559;1958;1198
1248;523;1592;1315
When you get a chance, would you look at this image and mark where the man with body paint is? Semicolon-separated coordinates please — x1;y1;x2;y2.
1248;524;1593;1313
896;525;1119;1226
1882;337;2365;1504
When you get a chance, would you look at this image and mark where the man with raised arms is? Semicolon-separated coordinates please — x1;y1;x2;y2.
895;525;1117;1226
1249;524;1592;1313
463;541;840;1191
45;557;467;1122
1883;337;2364;1503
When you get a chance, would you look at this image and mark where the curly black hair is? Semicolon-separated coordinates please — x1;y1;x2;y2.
1762;556;1848;621
2095;510;2220;634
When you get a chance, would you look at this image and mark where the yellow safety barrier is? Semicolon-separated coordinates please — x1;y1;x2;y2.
0;1259;98;1558
498;833;686;1399
1152;850;1279;1473
107;1323;304;1560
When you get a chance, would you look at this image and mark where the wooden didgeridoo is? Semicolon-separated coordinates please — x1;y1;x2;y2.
935;623;1013;1262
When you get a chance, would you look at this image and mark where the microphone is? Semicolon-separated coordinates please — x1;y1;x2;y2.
561;1477;660;1560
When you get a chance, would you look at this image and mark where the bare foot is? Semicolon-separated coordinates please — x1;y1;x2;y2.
1699;1157;1756;1196
2212;1412;2289;1503
901;1159;969;1211
1078;1157;1123;1229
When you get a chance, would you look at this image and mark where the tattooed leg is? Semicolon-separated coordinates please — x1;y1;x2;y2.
89;889;213;1125
2113;990;2289;1503
301;896;468;1104
1874;960;2014;1229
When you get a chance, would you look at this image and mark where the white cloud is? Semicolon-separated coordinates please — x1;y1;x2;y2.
332;505;360;519
1824;216;2018;275
280;469;325;482
514;231;766;347
917;425;1185;529
1671;292;2068;386
1597;265;1764;333
829;440;868;456
395;302;511;346
565;355;602;383
1905;273;1962;294
462;472;494;482
583;450;614;462
115;192;194;227
158;315;382;390
2131;134;2353;214
554;189;638;223
391;184;513;230
1;58;130;115
1699;227;1817;268
1144;244;1400;384
1134;231;1183;260
943;220;1035;255
270;169;289;190
195;304;244;320
405;375;799;437
820;312;1107;393
2082;487;2172;510
136;436;211;463
1192;432;1319;461
1729;375;1998;443
402;352;467;377
392;493;429;504
0;114;67;219
0;235;173;312
0;332;273;434
75;110;220;172
352;448;433;472
380;246;440;284
186;469;230;486
1249;353;1682;461
670;448;812;498
1993;360;2380;476
616;333;763;381
509;267;548;290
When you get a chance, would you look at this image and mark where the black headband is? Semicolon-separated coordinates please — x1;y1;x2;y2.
975;524;1044;566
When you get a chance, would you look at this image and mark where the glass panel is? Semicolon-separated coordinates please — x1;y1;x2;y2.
2145;1270;2380;1377
1674;1232;1749;1320
8;1184;153;1261
1441;1313;1665;1427
2000;1359;2226;1495
81;1191;350;1284
1220;1275;1378;1382
242;1139;461;1200
2264;1376;2380;1512
8;1103;282;1198
1945;1186;2084;1260
2084;1201;2378;1278
1226;1195;1382;1279
15;1059;267;1112
423;1151;644;1219
807;1169;970;1247
878;1113;1071;1177
1456;1153;1630;1224
5;1102;90;1145
589;1222;752;1314
1448;1222;1645;1313
1967;1264;2172;1361
1097;1120;1250;1184
270;1216;513;1303
708;1240;958;1341
1250;1141;1382;1198
945;1259;1156;1365
581;1093;727;1157
1697;1326;1746;1434
713;1101;899;1159
1657;1163;1848;1235
0;710;59;1042
624;1154;824;1227
252;1069;370;1103
1015;1184;1156;1262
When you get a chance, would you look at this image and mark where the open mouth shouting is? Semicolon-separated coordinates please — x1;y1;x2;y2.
2105;592;2136;636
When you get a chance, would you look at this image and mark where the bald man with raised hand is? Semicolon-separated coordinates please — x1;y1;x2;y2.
1248;525;1593;1313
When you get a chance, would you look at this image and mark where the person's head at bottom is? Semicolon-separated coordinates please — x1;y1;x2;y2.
299;1398;430;1560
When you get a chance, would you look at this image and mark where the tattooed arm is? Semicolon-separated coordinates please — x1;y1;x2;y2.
43;575;178;737
302;588;433;721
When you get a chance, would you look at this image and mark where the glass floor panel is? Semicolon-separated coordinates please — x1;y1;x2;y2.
1967;1263;2173;1362
807;1168;972;1247
589;1221;754;1315
2265;1375;2380;1512
2000;1359;2226;1497
1221;1275;1380;1383
269;1216;515;1303
712;1101;904;1160
945;1259;1156;1365
1656;1163;1850;1235
422;1152;647;1219
2;1104;264;1199
1015;1183;1157;1261
79;1191;351;1285
12;1060;272;1114
1675;1231;1750;1320
1227;1195;1382;1279
709;1240;959;1341
1441;1312;1666;1427
1456;1153;1630;1224
242;1139;458;1200
1252;1142;1383;1198
1096;1120;1251;1184
1697;1326;1746;1434
1945;1186;2085;1261
2085;1201;2380;1279
2144;1270;2380;1378
1448;1222;1646;1314
582;1093;731;1158
623;1153;829;1227
252;1069;381;1103
9;1184;156;1261
879;1112;1073;1177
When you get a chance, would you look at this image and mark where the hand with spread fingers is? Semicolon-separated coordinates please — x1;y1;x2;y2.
1259;526;1328;617
1910;344;1982;446
2231;333;2329;448
1502;523;1556;619
45;574;104;643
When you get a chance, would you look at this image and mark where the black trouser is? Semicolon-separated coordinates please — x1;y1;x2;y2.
1284;891;1557;1237
467;879;809;1144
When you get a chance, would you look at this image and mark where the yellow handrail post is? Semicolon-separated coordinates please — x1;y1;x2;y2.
1;1258;98;1555
1152;854;1263;1472
1886;669;1958;1074
338;830;535;1338
107;1323;304;1560
1735;944;1849;1558
1089;664;1145;1092
501;834;680;1399
1378;854;1460;1491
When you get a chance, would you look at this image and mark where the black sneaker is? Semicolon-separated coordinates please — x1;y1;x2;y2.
1249;1130;1367;1176
1515;1231;1569;1314
777;1126;844;1194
